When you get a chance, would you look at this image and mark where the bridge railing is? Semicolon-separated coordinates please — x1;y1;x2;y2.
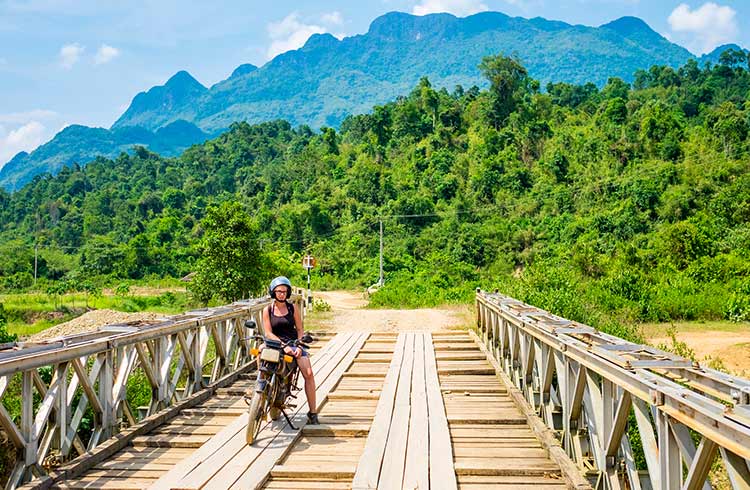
0;291;305;489
475;290;750;490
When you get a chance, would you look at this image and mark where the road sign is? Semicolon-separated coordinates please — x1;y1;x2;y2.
302;255;316;269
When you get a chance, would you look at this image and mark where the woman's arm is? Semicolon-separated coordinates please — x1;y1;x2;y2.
294;304;304;340
262;306;280;341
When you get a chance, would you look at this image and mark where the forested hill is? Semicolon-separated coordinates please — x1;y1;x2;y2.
0;10;700;191
1;54;750;331
0;120;211;192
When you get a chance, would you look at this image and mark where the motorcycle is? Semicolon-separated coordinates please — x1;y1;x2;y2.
243;319;314;444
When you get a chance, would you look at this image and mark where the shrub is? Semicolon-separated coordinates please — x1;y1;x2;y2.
0;303;17;343
312;299;332;312
724;280;750;322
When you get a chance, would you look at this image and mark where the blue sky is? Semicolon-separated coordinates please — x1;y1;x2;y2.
0;0;748;165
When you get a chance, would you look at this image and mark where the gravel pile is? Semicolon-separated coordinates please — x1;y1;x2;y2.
30;309;168;342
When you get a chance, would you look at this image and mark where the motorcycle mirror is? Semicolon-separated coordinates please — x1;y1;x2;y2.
244;319;257;330
301;332;314;344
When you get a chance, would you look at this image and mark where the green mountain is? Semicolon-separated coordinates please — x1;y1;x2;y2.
112;71;209;130
700;44;749;65
115;12;693;133
2;11;739;191
0;121;210;191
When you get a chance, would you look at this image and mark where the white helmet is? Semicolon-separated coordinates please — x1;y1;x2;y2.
268;276;292;296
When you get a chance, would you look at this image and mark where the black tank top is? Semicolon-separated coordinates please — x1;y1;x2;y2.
269;301;297;341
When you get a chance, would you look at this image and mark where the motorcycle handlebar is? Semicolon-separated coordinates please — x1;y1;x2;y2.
250;334;315;351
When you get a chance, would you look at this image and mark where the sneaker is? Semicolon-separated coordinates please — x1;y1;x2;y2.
306;412;320;425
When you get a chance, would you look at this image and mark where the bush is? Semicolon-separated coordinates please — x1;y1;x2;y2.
312;299;332;312
724;280;750;322
0;303;17;343
369;269;475;308
0;272;34;292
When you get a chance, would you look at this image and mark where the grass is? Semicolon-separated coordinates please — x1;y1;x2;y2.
2;287;196;339
303;310;334;332
639;320;750;339
7;315;78;338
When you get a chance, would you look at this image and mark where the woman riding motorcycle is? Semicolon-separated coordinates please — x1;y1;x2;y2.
262;276;319;424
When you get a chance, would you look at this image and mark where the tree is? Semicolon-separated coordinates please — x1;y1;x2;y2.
479;54;530;127
0;303;17;343
705;102;748;157
718;48;747;70
189;202;269;303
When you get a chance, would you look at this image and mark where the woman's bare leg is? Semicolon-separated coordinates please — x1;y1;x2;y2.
297;356;316;412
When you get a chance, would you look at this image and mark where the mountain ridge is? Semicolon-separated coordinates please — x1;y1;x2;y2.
2;10;745;191
0;121;211;191
115;11;694;134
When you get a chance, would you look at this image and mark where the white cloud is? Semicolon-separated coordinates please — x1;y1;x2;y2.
266;12;327;60
668;2;738;54
0;110;58;124
321;11;344;26
412;0;489;16
0;121;46;165
94;44;120;64
59;42;84;69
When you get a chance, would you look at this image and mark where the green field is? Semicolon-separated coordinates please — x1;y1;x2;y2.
1;282;197;339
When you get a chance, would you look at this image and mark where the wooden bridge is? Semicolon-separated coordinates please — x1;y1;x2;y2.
1;291;749;490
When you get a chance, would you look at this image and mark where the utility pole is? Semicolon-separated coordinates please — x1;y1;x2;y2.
34;211;40;287
34;243;38;286
302;254;316;311
378;219;384;286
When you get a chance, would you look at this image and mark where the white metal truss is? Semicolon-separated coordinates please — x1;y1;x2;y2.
0;293;305;489
475;290;750;490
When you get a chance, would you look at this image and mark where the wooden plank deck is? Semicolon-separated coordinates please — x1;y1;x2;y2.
51;330;578;490
50;332;337;490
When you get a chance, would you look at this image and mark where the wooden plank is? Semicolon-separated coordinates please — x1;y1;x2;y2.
148;332;352;490
378;332;415;489
269;463;355;479
196;333;364;489
351;333;407;490
454;458;561;476
57;478;160;489
466;329;592;490
37;351;258;489
403;333;429;490
301;423;370;437
264;480;351;489
131;434;209;448
425;332;459;490
165;332;363;489
231;332;370;489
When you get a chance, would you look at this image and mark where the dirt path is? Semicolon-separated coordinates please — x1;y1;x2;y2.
649;330;750;375
313;290;471;332
28;291;470;342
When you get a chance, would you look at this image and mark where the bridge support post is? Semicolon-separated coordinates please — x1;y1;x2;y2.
190;328;203;393
99;350;114;440
657;412;681;490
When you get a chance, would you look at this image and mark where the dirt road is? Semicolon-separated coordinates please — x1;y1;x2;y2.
649;330;750;375
29;291;470;343
312;290;471;332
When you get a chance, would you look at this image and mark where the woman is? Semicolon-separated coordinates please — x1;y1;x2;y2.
262;276;319;425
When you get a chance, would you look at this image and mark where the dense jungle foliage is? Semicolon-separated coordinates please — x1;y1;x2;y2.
1;51;750;341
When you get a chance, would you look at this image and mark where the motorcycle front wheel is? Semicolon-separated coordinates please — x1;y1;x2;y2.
245;390;266;444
